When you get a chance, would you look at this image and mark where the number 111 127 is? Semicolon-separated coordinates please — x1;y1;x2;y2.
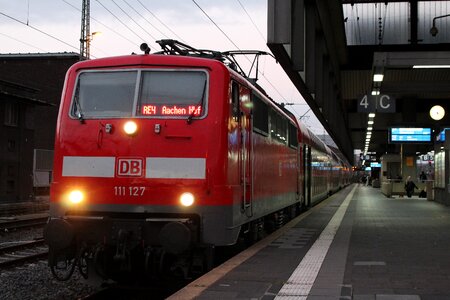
114;186;145;196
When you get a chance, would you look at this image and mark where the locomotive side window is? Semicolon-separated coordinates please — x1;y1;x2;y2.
269;109;288;145
72;71;137;118
252;94;268;136
288;123;298;149
138;71;207;118
231;81;240;120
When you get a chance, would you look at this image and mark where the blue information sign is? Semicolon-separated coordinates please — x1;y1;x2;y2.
389;128;431;143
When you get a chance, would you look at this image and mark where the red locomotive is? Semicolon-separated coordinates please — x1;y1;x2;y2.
44;40;350;281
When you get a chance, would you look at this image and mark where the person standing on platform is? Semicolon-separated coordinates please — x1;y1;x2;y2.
404;176;418;198
419;171;427;182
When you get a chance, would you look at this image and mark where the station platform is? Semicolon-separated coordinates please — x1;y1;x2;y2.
169;184;450;300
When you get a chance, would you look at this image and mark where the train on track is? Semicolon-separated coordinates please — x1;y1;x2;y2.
44;40;351;282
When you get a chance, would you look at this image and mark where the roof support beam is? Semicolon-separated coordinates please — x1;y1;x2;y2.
268;0;353;163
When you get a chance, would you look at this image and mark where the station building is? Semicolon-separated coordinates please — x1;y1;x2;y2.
0;53;79;202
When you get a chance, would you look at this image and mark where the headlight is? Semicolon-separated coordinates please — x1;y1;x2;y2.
68;190;84;204
180;192;195;207
123;121;138;135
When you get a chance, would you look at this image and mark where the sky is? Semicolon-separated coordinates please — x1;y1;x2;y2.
0;0;326;134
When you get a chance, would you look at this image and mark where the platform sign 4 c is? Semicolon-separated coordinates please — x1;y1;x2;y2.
358;94;396;113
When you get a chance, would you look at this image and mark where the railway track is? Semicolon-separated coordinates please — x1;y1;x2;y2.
0;216;48;232
0;238;48;268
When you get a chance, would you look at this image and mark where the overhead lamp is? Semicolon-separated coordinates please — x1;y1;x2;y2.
373;74;384;82
368;113;376;118
430;105;445;121
367;127;373;131
413;65;450;69
430;14;450;36
371;90;380;96
368;120;374;125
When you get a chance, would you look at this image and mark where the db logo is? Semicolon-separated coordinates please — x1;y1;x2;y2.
117;158;144;177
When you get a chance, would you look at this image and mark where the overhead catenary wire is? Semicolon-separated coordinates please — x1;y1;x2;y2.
190;0;288;104
62;0;137;47
122;0;168;39
0;11;79;52
96;0;147;42
191;0;241;51
110;0;156;41
0;32;47;52
134;0;186;42
236;0;266;44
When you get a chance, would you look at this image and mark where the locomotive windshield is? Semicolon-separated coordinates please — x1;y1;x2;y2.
71;70;208;119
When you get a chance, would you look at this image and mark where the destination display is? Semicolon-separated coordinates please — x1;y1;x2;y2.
140;104;202;116
389;127;431;143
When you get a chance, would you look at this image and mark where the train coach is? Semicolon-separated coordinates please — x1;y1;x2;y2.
44;40;350;282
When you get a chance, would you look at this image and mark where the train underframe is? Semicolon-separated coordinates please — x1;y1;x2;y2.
44;203;302;282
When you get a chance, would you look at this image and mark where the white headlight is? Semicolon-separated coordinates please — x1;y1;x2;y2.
68;190;84;204
124;121;138;135
180;192;195;207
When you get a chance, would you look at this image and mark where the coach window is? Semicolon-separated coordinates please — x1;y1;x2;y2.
252;94;268;136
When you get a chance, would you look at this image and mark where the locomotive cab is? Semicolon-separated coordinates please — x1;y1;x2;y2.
45;54;234;281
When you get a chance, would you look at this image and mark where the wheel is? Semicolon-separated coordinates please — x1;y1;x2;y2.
50;249;77;281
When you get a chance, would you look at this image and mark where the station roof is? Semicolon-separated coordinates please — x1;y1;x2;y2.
267;0;450;164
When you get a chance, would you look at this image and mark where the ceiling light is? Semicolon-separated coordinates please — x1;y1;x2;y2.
371;90;380;96
368;127;373;131
369;113;376;118
368;120;374;125
413;65;450;69
373;74;384;82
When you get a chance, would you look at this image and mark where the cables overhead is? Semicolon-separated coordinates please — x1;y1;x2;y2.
190;0;288;104
135;0;185;42
122;0;167;39
0;32;47;52
110;0;156;41
0;11;79;52
236;0;266;44
96;0;146;42
62;0;137;47
191;0;241;51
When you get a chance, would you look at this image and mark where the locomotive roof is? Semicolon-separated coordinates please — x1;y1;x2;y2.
69;52;227;71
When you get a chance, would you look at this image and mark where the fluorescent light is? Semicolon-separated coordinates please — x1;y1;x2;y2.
368;127;373;131
371;90;380;96
413;65;450;69
368;120;374;125
373;74;384;82
368;113;376;118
